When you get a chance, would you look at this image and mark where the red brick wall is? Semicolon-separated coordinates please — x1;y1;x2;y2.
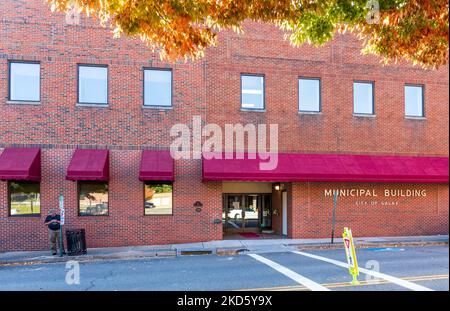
0;1;448;251
0;148;223;251
290;183;449;238
205;23;449;156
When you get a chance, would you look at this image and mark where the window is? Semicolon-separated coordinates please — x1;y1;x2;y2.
78;65;108;104
405;85;424;117
144;182;173;215
78;181;109;216
353;81;374;115
9;181;40;216
144;68;172;107
241;74;264;110
9;61;40;102
299;78;321;112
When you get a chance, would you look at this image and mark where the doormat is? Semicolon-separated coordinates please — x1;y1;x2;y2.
239;232;260;238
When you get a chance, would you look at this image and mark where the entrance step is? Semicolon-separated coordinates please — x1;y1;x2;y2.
261;230;275;234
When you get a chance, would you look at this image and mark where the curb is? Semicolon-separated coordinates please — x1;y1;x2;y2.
0;250;177;267
293;241;449;251
1;240;446;266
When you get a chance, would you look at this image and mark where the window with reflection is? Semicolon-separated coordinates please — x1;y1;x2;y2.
78;181;109;216
299;78;321;112
405;85;424;117
144;68;172;107
9;61;40;102
78;65;108;104
144;182;173;215
241;74;264;109
9;181;40;216
353;81;374;115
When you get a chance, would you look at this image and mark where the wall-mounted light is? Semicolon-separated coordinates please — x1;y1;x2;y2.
274;183;281;191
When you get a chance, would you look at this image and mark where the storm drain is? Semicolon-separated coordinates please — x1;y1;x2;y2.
179;250;213;256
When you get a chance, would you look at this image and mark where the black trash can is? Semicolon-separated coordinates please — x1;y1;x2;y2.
66;229;87;256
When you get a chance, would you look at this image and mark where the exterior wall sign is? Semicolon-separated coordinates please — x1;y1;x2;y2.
325;189;427;197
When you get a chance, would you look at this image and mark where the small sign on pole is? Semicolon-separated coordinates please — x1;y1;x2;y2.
58;194;65;257
343;227;359;285
59;194;65;225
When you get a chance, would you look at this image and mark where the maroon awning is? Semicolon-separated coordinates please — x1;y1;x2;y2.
0;147;41;181
66;149;109;181
139;150;174;181
202;152;449;183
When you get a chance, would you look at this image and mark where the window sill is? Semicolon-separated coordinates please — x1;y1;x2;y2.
144;214;174;216
76;103;109;108
8;214;41;218
353;113;376;118
240;108;266;113
6;100;41;105
298;111;322;115
142;105;173;110
405;116;426;120
78;214;109;217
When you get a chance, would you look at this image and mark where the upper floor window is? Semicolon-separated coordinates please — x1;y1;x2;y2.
299;78;321;112
9;181;40;216
78;65;108;104
144;68;172;107
241;74;264;110
9;61;40;102
405;85;424;117
353;81;374;115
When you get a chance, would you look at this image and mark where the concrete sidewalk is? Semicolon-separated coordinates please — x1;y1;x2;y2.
0;235;447;266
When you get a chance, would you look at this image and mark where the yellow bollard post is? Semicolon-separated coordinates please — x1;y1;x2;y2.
343;227;360;285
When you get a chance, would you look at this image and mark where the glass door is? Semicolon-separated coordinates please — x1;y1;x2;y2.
223;195;244;234
261;194;272;230
242;195;259;232
222;194;272;234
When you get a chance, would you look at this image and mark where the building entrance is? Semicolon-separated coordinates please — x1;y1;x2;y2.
222;194;272;234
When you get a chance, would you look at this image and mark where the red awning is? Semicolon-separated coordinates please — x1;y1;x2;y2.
66;149;109;181
202;152;449;183
0;148;41;181
139;150;174;181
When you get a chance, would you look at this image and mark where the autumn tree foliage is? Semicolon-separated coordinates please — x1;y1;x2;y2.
48;0;449;68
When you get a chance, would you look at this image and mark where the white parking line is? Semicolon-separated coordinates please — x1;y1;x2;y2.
247;253;330;291
292;251;433;291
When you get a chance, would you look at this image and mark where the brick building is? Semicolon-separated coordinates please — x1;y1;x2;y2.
0;0;448;252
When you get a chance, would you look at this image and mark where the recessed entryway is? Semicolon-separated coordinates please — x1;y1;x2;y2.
222;182;276;238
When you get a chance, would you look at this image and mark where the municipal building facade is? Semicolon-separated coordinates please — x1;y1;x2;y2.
0;0;448;251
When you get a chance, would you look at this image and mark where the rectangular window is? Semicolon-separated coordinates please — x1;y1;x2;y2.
144;68;172;107
299;78;321;112
78;181;109;216
9;61;40;102
78;65;108;104
241;74;264;110
405;85;424;117
353;81;374;115
144;182;173;215
9;181;40;216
